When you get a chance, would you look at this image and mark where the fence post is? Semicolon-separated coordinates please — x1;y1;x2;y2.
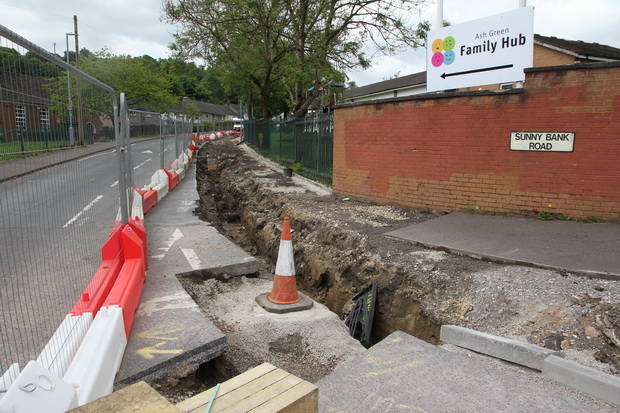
116;94;129;225
160;115;165;170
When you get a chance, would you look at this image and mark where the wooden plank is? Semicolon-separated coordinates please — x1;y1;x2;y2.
175;363;277;413
218;375;304;413
211;369;293;411
69;381;179;413
249;381;318;413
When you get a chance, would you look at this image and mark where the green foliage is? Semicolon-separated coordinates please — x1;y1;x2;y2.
164;0;428;118
81;52;178;112
575;215;605;223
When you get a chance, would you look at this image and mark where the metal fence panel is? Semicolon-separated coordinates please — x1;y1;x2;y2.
0;25;121;379
244;112;333;184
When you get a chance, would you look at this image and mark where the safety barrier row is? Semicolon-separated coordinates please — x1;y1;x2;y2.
0;133;215;412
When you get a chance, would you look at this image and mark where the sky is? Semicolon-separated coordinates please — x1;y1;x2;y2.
1;0;620;87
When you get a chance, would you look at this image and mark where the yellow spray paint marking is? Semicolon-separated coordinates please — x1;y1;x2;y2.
137;325;183;359
137;342;184;360
137;326;182;340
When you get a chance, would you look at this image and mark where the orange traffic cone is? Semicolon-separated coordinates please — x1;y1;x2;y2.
268;217;301;304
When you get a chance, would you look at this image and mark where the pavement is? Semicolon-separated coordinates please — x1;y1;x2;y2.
317;330;617;412
114;161;258;387
385;212;620;280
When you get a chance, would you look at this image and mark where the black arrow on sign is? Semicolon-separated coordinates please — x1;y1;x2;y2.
441;64;514;79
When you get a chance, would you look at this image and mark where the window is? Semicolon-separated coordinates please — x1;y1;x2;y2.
40;107;50;130
15;105;26;130
500;83;514;90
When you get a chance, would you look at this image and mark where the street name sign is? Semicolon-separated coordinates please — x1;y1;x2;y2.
510;132;575;152
426;7;534;92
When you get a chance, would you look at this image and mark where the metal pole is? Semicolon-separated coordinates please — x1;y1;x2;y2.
160;115;165;170
174;117;179;158
437;0;443;28
116;94;128;225
516;0;527;88
65;33;74;147
74;15;84;145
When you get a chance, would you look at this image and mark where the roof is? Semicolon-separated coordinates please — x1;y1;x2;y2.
346;72;426;99
534;34;620;61
172;99;238;116
0;71;51;106
346;35;620;101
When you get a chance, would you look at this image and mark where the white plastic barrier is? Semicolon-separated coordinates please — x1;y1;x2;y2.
35;313;93;379
63;306;127;406
185;147;193;161
0;361;78;413
0;363;20;399
179;152;190;171
144;169;169;202
170;159;185;180
131;187;145;220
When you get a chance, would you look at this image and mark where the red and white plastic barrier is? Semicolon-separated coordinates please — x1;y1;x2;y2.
63;306;126;406
1;137;201;409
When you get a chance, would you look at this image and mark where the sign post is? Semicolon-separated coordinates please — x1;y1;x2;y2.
426;7;534;92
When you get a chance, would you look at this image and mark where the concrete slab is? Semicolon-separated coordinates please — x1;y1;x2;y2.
543;355;620;407
440;325;562;371
115;163;258;387
385;212;620;279
317;331;613;412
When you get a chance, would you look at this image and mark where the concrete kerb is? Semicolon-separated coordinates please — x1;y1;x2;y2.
440;325;562;371
543;355;620;407
441;325;620;407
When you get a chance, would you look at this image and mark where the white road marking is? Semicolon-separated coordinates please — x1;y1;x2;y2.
63;195;104;227
181;248;201;270
133;158;152;170
151;228;184;259
111;180;119;187
142;150;153;154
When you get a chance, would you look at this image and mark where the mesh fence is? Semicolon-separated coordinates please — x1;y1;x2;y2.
0;25;194;385
244;112;333;185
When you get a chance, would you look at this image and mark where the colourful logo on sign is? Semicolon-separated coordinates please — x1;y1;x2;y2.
430;36;457;67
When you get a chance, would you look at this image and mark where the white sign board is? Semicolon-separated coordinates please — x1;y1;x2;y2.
426;7;534;92
510;132;575;152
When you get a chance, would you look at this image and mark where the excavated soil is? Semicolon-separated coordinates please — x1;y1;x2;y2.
153;137;620;400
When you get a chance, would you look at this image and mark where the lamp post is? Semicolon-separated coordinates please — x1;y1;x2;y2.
66;33;75;147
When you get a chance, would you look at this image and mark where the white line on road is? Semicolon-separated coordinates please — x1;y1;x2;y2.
152;228;184;260
181;248;202;270
111;181;118;187
142;150;153;154
133;158;152;170
63;195;104;228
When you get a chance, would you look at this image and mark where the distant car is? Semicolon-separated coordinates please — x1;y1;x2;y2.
233;123;242;132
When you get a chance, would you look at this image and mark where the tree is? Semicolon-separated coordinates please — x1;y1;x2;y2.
164;0;431;118
81;51;178;112
165;0;291;119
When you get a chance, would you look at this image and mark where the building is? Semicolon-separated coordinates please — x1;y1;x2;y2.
345;35;620;102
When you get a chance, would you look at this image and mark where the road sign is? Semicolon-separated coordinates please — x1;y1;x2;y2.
510;132;575;152
427;7;534;92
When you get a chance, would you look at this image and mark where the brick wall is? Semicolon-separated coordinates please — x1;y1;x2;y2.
333;62;620;219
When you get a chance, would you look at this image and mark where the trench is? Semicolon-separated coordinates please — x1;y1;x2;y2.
193;143;442;347
150;142;452;400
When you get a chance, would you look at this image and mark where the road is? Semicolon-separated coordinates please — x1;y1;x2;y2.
0;136;187;374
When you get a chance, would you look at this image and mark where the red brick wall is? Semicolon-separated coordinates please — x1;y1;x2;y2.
333;63;620;219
